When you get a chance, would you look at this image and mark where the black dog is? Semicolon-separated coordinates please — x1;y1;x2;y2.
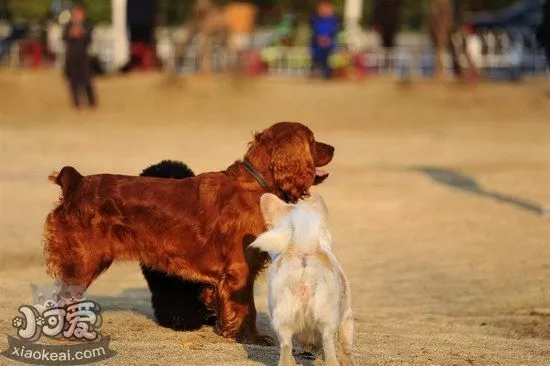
140;160;217;330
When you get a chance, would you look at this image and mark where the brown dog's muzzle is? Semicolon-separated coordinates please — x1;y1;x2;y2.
313;142;334;185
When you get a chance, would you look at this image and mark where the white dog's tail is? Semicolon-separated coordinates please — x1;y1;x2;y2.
250;224;293;257
250;206;322;258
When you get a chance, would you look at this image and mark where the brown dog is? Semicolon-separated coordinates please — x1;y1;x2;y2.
43;122;334;344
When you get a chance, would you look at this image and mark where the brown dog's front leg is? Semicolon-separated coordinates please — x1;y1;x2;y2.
215;263;273;345
215;281;244;338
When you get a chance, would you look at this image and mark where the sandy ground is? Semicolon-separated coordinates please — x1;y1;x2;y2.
1;71;550;366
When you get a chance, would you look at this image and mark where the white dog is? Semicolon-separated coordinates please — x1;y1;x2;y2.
251;193;355;366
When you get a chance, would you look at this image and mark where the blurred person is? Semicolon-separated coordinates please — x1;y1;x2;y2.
179;0;228;73
538;0;550;67
463;24;482;81
127;0;156;45
112;0;130;72
47;19;64;67
0;0;13;62
274;11;297;46
311;0;339;79
0;25;28;65
196;4;227;73
372;0;404;70
449;3;484;83
126;0;157;70
63;2;96;108
224;1;257;61
428;0;454;80
0;0;10;20
15;19;44;68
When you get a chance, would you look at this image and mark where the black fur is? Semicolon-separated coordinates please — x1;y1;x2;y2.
140;160;195;180
140;160;217;330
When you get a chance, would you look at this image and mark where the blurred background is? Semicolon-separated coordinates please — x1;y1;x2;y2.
0;0;548;79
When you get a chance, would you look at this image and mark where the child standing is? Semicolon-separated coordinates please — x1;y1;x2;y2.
63;3;96;108
311;1;339;79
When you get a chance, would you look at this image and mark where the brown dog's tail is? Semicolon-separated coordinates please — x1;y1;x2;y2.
49;166;83;198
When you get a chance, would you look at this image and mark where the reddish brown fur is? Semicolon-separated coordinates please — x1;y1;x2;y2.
43;122;334;344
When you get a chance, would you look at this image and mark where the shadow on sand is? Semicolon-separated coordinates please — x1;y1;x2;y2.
411;166;544;216
90;290;322;364
243;344;317;366
89;287;155;321
243;311;319;365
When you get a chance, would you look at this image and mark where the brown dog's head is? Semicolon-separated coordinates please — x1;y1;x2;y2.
245;122;334;203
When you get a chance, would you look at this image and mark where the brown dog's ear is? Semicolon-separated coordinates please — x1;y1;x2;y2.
303;192;329;221
313;142;335;167
249;129;272;147
253;131;264;143
270;136;316;203
260;193;293;227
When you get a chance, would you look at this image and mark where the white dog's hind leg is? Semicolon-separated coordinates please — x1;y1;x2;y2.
337;309;355;366
321;328;339;366
275;326;296;366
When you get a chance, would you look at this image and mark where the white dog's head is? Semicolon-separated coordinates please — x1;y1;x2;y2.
251;193;331;259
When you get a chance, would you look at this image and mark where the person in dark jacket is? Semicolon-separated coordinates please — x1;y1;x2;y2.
538;0;550;67
372;0;404;69
311;1;339;79
63;3;96;108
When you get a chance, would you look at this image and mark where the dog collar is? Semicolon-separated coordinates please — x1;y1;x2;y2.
243;160;273;193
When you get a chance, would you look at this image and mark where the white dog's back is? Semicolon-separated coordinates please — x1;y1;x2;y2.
273;251;345;348
251;194;354;366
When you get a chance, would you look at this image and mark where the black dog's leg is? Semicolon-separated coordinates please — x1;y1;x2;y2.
140;160;217;330
140;265;217;330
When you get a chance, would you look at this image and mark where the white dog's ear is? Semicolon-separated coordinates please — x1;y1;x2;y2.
305;192;329;221
260;193;293;227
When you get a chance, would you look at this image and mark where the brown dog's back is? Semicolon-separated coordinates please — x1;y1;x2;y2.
44;168;233;287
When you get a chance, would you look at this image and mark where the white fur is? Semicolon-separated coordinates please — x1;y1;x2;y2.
251;193;355;366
